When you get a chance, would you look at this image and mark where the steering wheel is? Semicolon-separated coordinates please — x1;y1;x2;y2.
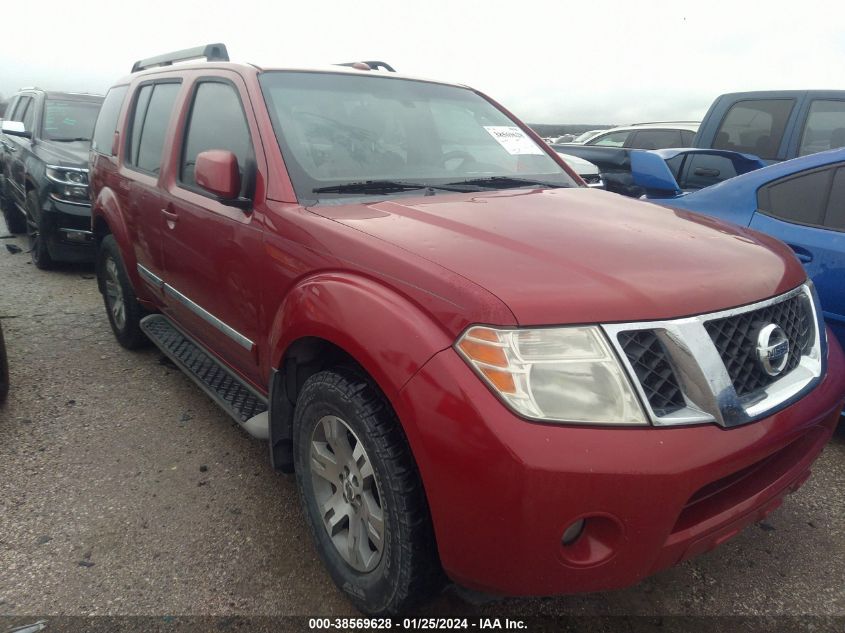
441;150;477;172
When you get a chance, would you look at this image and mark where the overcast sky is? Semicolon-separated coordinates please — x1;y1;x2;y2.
2;0;844;124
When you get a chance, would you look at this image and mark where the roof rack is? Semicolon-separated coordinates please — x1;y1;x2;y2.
336;61;396;72
132;43;229;73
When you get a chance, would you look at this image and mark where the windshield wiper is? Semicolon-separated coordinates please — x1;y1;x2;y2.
446;176;570;190
312;180;480;194
50;137;90;142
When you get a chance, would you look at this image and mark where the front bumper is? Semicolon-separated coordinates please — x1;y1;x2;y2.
41;196;94;262
395;327;845;596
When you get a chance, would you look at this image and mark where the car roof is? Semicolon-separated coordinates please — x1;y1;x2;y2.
14;88;103;102
596;122;700;134
114;61;469;91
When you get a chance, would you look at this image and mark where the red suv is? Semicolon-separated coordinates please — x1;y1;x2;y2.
90;44;845;615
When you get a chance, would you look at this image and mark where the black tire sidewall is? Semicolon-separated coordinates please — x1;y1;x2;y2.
25;192;52;269
293;373;410;615
97;235;147;349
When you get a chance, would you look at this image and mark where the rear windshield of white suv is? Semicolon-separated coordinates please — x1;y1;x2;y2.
259;71;577;202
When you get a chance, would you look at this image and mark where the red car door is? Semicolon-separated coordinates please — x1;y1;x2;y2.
120;81;183;288
158;73;267;389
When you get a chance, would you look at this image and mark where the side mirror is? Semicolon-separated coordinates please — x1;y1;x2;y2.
630;150;681;198
1;120;31;139
195;150;250;209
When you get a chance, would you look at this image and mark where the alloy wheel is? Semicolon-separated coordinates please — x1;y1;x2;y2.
309;414;385;572
103;257;126;330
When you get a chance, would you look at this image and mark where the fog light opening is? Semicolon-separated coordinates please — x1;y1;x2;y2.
561;518;586;546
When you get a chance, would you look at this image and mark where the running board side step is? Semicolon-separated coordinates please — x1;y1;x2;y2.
140;314;269;440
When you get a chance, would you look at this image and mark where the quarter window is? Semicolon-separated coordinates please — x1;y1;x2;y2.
824;167;845;231
758;169;829;226
180;81;253;191
126;82;181;173
798;100;845;157
92;86;128;155
713;99;794;160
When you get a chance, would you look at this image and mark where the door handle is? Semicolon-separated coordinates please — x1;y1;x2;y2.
788;244;813;264
161;208;179;222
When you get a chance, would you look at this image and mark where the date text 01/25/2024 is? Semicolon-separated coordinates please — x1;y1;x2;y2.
308;618;527;630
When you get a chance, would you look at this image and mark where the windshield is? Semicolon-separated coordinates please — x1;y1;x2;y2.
42;99;102;142
259;71;576;202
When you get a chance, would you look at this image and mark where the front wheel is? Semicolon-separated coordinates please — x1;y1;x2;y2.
293;369;440;615
97;235;148;350
25;191;53;269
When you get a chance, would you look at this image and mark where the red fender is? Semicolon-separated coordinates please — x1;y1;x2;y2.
269;272;455;400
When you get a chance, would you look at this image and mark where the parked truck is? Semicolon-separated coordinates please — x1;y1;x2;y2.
558;90;845;197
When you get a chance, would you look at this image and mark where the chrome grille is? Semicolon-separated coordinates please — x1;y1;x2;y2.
617;330;685;415
704;294;812;398
603;284;824;428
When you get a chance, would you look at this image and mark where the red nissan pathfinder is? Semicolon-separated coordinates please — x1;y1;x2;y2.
89;44;845;615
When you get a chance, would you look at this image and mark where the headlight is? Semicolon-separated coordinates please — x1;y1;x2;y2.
46;166;89;186
456;325;647;425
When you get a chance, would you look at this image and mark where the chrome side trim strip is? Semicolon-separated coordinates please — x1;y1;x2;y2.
603;284;825;428
163;283;255;352
136;263;164;291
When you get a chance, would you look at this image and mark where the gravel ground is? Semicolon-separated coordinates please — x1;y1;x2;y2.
0;216;843;628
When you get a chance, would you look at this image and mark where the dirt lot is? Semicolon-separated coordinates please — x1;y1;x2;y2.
0;216;844;628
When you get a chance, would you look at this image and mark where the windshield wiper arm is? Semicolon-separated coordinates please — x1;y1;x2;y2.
312;180;480;194
446;176;570;189
50;137;90;142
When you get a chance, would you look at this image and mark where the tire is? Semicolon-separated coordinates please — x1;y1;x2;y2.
25;191;53;269
1;192;26;234
293;369;440;615
0;322;8;404
97;234;148;350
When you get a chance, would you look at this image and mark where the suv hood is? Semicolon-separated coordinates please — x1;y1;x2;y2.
33;140;90;168
314;188;806;325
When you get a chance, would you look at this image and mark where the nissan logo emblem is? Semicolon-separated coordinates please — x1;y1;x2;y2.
756;324;790;377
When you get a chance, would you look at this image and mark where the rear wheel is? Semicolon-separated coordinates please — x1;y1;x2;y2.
1;188;26;234
25;191;53;270
293;369;440;615
97;235;148;350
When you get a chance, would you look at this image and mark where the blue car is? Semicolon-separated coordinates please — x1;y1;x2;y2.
631;147;845;350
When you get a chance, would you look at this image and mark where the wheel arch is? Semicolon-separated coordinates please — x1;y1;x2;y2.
267;273;454;472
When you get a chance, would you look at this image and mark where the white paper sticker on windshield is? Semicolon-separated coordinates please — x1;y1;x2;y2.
483;126;545;155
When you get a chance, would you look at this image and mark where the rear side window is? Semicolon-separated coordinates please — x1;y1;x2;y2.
126;82;181;174
629;129;682;150
589;130;630;147
713;99;794;160
180;81;253;191
798;100;845;157
822;167;845;230
757;167;832;226
92;86;128;155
